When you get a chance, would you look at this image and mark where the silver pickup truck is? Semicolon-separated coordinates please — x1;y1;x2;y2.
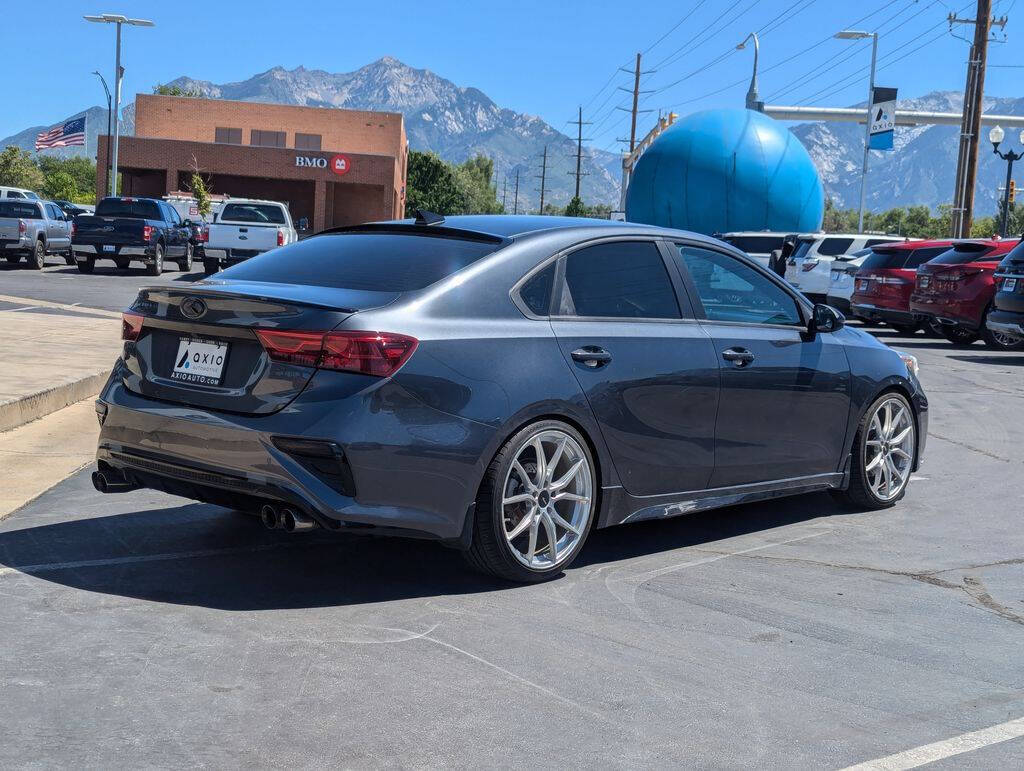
0;199;73;269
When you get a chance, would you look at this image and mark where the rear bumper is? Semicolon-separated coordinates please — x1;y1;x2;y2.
0;237;32;251
199;247;268;265
909;295;985;330
74;244;154;259
95;365;496;541
985;310;1024;341
851;302;917;326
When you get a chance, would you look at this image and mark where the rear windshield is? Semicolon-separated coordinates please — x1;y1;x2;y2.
220;203;287;224
96;198;161;219
929;244;996;265
720;235;785;254
220;231;503;291
997;239;1024;267
817;237;855;256
0;201;42;218
791;238;815;260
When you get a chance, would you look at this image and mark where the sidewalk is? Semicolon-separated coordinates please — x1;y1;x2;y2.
0;294;121;432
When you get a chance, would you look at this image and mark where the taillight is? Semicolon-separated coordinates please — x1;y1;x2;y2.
801;259;820;271
199;226;209;243
255;330;418;377
18;219;26;234
142;224;153;241
939;266;982;282
277;229;285;247
121;312;144;341
71;222;77;238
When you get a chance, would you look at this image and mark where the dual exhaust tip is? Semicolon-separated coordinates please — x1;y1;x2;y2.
92;469;139;494
260;504;317;533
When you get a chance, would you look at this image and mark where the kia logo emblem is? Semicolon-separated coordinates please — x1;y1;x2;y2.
180;297;208;320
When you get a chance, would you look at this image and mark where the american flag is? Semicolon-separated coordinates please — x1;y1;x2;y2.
35;116;86;151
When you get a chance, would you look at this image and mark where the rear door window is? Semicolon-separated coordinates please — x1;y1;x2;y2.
817;238;855;256
558;241;680;319
221;231;503;291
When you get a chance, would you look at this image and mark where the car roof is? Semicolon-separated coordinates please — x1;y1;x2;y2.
797;232;905;239
718;231;791;237
873;239;954;251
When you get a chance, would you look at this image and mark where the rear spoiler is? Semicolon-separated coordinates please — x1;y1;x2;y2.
316;222;506;245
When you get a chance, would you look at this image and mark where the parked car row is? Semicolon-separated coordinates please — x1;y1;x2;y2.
0;198;75;269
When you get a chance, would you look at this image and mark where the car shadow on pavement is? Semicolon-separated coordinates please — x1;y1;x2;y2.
947;354;1024;366
0;493;845;610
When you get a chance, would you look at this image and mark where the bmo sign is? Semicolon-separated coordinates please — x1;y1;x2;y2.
295;153;352;176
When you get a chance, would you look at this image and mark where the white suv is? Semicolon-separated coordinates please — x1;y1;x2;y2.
717;231;790;269
786;233;908;303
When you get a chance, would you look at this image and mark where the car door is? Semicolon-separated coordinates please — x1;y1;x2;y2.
548;238;720;496
160;202;184;256
671;243;852;488
46;204;69;249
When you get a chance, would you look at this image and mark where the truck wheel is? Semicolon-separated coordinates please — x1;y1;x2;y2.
63;251;74;266
146;243;164;276
77;258;95;274
178;242;194;272
29;239;46;270
203;259;220;276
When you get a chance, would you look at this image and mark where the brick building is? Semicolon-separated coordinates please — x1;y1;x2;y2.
97;94;408;233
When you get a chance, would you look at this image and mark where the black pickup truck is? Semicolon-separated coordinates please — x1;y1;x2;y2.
72;196;194;275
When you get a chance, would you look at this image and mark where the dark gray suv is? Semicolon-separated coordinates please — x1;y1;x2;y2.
93;215;928;582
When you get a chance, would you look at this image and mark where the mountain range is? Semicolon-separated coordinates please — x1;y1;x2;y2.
2;57;1019;216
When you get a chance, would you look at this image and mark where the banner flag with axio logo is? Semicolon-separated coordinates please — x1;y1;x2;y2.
869;86;897;151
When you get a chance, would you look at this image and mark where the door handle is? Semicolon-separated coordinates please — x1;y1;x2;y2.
571;347;612;367
721;347;755;367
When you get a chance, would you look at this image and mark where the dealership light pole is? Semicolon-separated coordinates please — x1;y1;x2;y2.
92;71;112;197
989;125;1024;237
84;14;154;196
835;29;878;234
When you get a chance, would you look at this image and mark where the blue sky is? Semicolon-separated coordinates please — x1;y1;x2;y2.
4;0;1023;149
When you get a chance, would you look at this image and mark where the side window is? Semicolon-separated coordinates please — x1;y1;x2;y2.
674;245;803;326
817;238;855;256
519;262;556;316
45;204;58;219
8;191;24;199
169;206;181;225
560;241;680;319
905;247;946;268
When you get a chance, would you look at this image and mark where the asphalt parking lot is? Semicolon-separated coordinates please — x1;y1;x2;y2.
0;269;1022;767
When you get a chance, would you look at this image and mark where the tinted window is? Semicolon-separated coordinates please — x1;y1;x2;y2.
560;241;680;319
861;248;909;270
251;129;286;148
96;199;161;219
519;263;555;316
817;238;855;256
904;246;949;268
295;133;322;151
215;127;242;144
24;191;40;199
675;245;802;326
0;201;42;218
7;191;25;199
930;244;997;265
221;232;502;291
791;238;814;260
720;235;785;254
864;238;898;248
220;203;287;225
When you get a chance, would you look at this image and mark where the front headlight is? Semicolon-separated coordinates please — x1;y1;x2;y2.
895;350;919;378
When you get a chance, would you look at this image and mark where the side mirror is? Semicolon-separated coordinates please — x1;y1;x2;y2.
811;303;845;334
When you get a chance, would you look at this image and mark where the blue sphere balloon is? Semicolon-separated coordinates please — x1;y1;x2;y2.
625;109;824;235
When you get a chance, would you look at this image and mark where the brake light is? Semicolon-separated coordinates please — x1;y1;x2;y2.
121;312;144;341
277;229;285;247
255;330;418;377
18;219;26;234
142;224;153;241
71;221;77;238
938;266;982;282
199;225;209;243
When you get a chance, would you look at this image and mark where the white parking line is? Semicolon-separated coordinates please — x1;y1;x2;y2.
841;716;1024;770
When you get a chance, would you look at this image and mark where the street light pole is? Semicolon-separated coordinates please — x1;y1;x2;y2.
92;71;111;197
736;33;761;111
836;30;878;234
84;14;154;197
989;125;1024;237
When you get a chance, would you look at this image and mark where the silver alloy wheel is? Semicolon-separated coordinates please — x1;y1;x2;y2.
501;428;593;570
864;397;915;502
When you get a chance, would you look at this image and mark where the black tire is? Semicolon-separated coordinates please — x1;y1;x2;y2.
77;257;95;274
924;319;945;338
29;239;45;270
941;326;979;345
463;419;597;583
178;242;194;272
114;258;130;271
203;259;220;276
981;306;1024;350
146;243;164;276
890;323;920;335
837;391;915;510
4;255;20;264
63;251;74;266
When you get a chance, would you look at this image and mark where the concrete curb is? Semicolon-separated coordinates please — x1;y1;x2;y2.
0;373;107;433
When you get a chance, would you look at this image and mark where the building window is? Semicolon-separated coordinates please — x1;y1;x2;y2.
215;127;242;144
251;129;287;148
295;133;322;151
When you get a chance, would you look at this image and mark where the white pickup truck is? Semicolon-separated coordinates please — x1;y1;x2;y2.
200;199;297;275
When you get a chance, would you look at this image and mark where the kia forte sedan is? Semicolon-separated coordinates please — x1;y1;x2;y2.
93;215;928;583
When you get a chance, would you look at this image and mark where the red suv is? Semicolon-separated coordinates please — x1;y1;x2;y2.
851;240;953;333
909;238;1023;349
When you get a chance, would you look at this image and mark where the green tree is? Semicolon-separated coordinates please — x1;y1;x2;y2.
564;196;585;217
42;170;78;201
0;145;44;191
153;83;201;97
37;156;96;202
189;172;212;217
405;151;468;216
454;155;502;214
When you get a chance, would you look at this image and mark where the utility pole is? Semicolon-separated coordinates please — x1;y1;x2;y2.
535;145;548;213
567;106;592;199
615;54;655;152
501;174;507;210
513;168;520;215
949;1;1007;237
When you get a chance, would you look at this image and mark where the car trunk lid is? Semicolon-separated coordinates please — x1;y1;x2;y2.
121;282;400;414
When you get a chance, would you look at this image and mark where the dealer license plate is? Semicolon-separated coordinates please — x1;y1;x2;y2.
1004;277;1017;292
171;338;228;385
102;245;115;252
